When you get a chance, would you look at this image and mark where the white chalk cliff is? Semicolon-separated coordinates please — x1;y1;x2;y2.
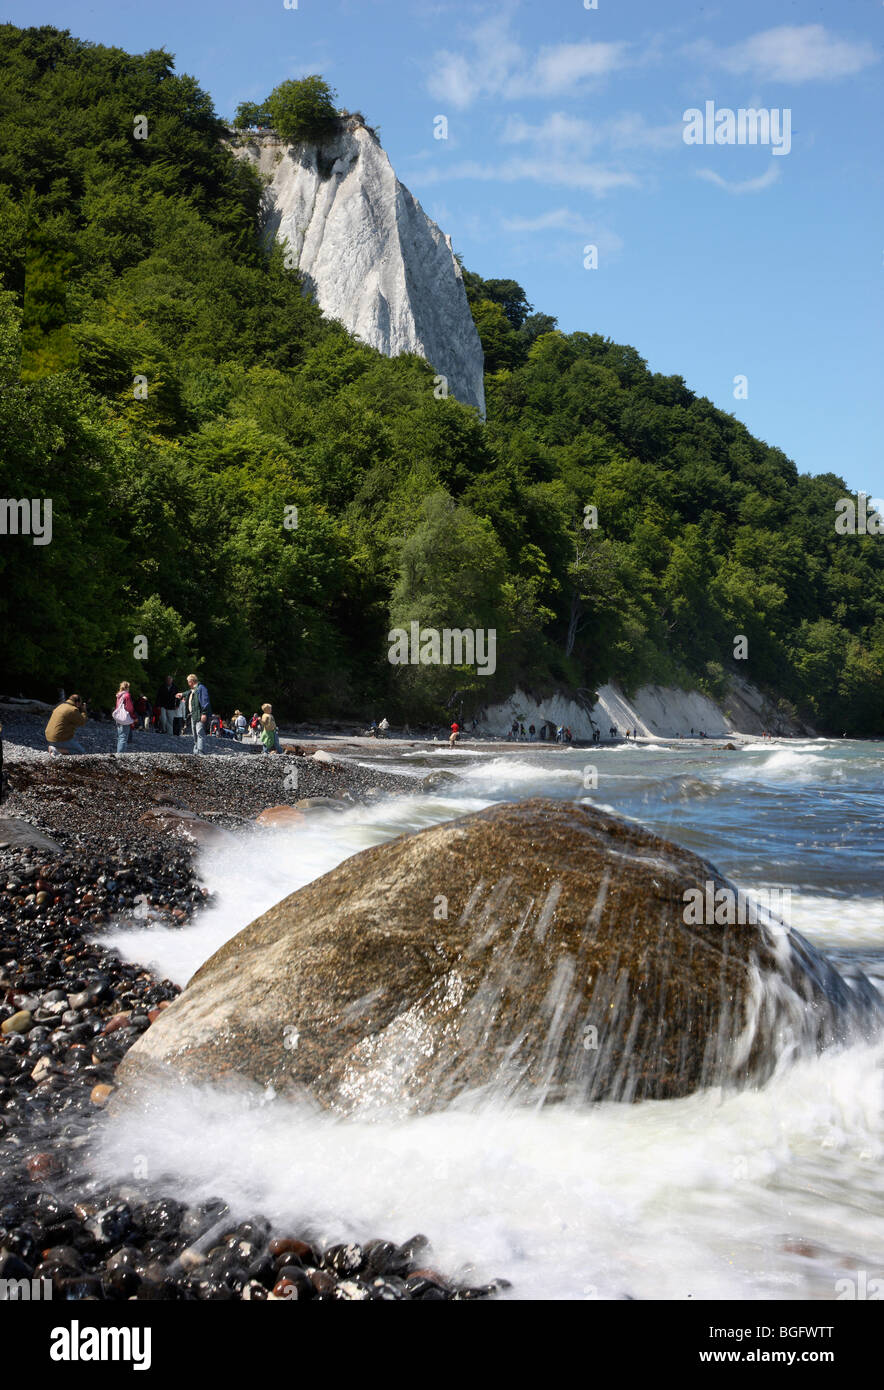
230;122;485;415
481;675;813;740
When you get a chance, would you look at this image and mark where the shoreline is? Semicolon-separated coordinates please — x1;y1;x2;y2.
0;700;822;762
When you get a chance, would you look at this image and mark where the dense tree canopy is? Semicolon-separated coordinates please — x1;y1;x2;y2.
266;76;338;142
0;25;881;732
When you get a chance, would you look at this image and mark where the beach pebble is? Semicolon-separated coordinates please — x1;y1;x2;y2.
102;1011;132;1034
2;1010;33;1034
323;1241;365;1276
25;1151;60;1181
268;1236;315;1262
178;1247;206;1271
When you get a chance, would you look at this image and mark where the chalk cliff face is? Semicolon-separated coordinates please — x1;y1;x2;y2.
231;124;485;415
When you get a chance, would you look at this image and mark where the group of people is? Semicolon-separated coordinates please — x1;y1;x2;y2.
44;678;284;757
112;675;213;754
508;721;574;743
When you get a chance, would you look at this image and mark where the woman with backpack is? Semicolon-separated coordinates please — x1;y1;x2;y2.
112;681;137;753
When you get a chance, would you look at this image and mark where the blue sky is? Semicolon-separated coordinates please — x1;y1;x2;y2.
6;0;882;497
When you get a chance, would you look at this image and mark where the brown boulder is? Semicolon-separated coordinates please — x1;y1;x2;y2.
137;806;232;847
255;805;305;827
116;799;880;1112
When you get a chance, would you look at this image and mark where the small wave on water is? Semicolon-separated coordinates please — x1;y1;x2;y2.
719;749;836;782
456;757;582;792
771;891;884;955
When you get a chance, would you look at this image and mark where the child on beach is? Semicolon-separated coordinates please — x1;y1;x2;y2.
260;703;281;754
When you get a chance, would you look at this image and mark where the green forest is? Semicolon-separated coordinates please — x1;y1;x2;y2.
1;25;882;732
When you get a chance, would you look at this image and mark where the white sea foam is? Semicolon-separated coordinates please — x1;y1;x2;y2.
457;757;581;791
773;890;884;951
720;749;835;781
99;1040;884;1300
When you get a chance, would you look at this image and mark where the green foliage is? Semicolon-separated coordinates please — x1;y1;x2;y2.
0;24;881;733
128;595;201;691
233;100;271;130
266;76;338;143
388;492;510;716
0;285;21;384
19;236;78;379
463;272;532;329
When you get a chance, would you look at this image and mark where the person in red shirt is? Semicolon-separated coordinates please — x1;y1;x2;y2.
113;682;137;753
449;721;460;747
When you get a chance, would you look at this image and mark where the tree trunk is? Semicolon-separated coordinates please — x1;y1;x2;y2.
565;589;581;658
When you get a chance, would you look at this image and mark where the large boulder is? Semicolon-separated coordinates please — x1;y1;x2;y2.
117;800;880;1112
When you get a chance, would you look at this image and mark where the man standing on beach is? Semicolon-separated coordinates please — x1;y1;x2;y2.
154;675;178;735
44;694;88;755
178;674;212;755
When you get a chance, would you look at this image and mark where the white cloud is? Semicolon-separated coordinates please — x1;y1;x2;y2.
502;208;588;232
690;25;877;83
502;111;681;153
429;52;480;110
427;16;630;109
502;112;595;147
427;14;526;109
604;112;684;152
695;163;782;194
532;41;629;94
501;209;625;256
415;156;640;195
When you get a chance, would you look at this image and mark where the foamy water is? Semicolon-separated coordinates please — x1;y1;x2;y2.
94;739;884;1298
98;1041;884;1300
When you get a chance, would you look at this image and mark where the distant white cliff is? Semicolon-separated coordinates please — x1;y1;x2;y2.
230;122;486;415
481;675;813;740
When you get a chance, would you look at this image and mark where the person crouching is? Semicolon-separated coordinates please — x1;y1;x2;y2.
45;694;88;755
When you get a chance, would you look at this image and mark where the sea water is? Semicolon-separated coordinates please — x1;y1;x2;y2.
95;739;884;1299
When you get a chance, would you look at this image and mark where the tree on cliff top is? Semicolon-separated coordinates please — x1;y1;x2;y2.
233;99;271;130
267;76;338;142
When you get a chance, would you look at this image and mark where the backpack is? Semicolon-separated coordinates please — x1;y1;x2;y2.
112;693;133;726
